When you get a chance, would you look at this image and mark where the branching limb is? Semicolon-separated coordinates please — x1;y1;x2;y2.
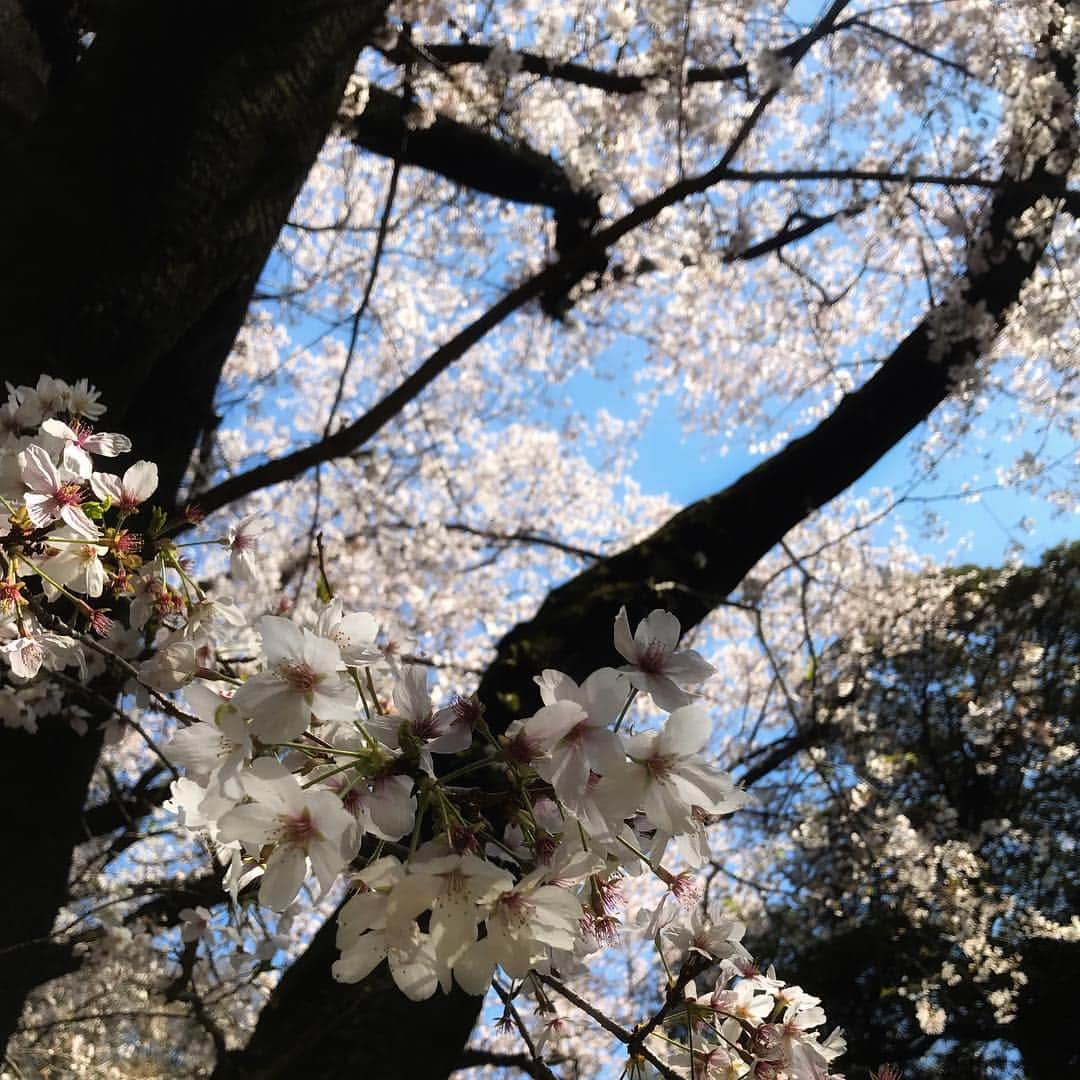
455;1048;560;1079
344;84;600;264
192;2;853;521
382;15;860;96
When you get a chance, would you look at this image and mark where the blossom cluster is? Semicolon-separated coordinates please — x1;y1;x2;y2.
164;599;846;1077
167;602;741;985
658;958;846;1080
1;375;161;721
2;376;844;1077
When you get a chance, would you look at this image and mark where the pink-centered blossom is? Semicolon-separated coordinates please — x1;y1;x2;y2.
664;907;751;965
18;443;99;538
38;530;109;598
524;667;628;803
217;756;354;910
453;868;584;991
317;760;416;849
386;847;514;993
366;664;473;772
333;857;441;1001
231;615;357;742
612;704;745;835
1;636;46;680
315;598;382;667
40;417;131;475
614;607;715;711
89;460;158;511
223;514;270;582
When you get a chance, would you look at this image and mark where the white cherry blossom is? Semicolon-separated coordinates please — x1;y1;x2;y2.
138;639;201;692
315;598;382;667
366;664;472;772
89;460;158;511
18;443;99;537
168;682;252;800
224;514;270;582
614;608;716;711
217;757;354;910
1;636;46;680
333;856;442;1001
387;847;514;992
230;615;357;742
524;667;628;803
39;417;131;475
454;868;584;991
613;704;745;836
37;531;109;598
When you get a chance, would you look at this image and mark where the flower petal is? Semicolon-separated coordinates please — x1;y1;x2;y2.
657;704;711;757
332;931;389;983
260;846;308;910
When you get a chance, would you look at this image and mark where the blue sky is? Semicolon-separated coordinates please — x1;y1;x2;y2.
545;342;1075;570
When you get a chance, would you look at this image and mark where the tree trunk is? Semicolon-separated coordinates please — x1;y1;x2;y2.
1011;938;1080;1078
214;928;483;1080
0;0;388;1050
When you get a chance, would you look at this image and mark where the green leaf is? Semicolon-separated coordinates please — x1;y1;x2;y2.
147;505;168;538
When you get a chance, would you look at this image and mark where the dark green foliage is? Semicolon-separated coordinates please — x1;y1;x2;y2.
763;544;1080;1078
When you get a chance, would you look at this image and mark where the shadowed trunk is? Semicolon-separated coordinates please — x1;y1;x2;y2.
0;0;388;1050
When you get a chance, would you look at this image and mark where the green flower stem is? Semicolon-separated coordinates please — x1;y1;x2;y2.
615;833;657;873
612;686;639;733
436;758;494;785
16;554;89;610
409;786;433;858
301;759;358;790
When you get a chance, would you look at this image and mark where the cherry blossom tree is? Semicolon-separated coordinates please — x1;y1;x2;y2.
1;0;1078;1076
744;542;1080;1078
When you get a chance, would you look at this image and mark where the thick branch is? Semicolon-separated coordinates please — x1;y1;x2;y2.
715;167;1078;197
83;791;158;838
193;2;853;521
726;207;860;262
455;1048;560;1080
127;872;229;928
475;77;1077;735
386;15;858;95
735;725;838;788
212;922;484;1079
346;85;600;261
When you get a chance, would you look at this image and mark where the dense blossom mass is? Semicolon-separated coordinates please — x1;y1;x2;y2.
1;376;845;1077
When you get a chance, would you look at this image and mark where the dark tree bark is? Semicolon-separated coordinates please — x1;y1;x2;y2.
347;85;600;258
1011;938;1080;1078
214;927;484;1080
0;0;389;1051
